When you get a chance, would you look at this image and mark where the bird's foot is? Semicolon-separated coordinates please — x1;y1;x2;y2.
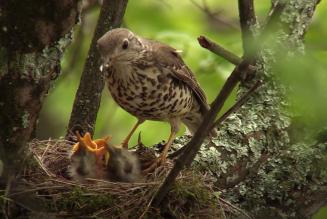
142;155;167;174
118;141;129;149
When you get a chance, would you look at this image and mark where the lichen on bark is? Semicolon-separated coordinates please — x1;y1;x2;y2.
172;0;326;218
0;0;80;182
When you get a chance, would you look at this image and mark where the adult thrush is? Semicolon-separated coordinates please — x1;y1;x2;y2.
97;28;210;171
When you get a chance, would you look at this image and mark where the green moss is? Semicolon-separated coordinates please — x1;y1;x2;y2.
173;175;212;204
171;0;323;217
4;30;73;85
54;187;114;215
164;171;222;218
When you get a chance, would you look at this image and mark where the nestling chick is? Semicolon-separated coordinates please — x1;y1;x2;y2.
69;132;141;183
69;132;107;182
105;144;141;183
69;139;105;182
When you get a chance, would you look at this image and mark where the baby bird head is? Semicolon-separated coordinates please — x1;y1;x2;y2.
69;132;109;181
69;132;141;183
105;144;141;183
69;137;99;181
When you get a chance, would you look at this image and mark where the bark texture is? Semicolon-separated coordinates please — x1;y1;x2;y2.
66;0;128;140
172;0;326;218
0;0;80;179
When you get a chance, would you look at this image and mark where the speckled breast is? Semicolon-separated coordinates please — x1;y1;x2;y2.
106;66;195;121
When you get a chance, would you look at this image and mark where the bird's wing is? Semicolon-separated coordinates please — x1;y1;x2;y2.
148;40;210;112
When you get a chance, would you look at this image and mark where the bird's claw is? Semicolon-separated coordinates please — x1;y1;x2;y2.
141;156;166;174
117;141;129;149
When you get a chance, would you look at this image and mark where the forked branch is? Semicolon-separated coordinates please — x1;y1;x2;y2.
152;60;252;206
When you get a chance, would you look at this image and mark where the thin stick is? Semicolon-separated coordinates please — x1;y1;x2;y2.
169;79;260;160
34;154;55;177
210;80;262;130
152;60;251;207
219;197;253;219
40;140;52;162
263;1;286;32
198;36;256;72
190;0;239;30
198;36;242;65
238;0;256;57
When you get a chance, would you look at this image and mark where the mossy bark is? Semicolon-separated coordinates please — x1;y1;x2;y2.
66;0;128;140
172;0;326;218
0;0;80;180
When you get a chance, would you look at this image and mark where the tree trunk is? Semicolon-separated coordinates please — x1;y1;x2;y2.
0;0;80;181
66;0;128;141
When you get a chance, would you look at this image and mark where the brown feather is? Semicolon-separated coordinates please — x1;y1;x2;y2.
144;39;210;113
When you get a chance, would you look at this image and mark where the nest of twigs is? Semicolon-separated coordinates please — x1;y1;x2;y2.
10;139;246;218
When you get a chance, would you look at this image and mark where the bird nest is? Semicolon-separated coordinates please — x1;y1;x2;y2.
14;139;246;218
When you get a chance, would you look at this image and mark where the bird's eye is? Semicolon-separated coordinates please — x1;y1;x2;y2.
122;40;129;50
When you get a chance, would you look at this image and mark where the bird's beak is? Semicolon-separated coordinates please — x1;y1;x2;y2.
99;62;110;72
99;57;113;72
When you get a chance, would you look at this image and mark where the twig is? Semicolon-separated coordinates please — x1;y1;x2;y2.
168;81;261;159
198;36;242;66
60;0;100;81
139;190;156;219
218;199;227;219
197;36;256;72
238;0;256;57
264;1;286;31
34;154;55;177
252;1;286;49
7;185;67;197
190;0;239;30
40;140;52;162
218;198;253;219
210;80;262;130
152;60;252;207
218;152;269;189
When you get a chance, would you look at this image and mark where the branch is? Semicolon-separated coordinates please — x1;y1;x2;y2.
258;1;286;43
217;151;269;189
190;0;239;30
66;0;128;141
198;36;242;65
192;1;324;217
169;80;261;159
210;80;261;130
298;188;327;218
197;36;256;72
265;1;286;28
238;0;256;57
161;1;323;217
60;0;100;80
152;60;252;206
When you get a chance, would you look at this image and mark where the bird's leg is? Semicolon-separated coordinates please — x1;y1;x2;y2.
142;131;177;173
143;118;180;173
121;119;144;149
158;130;176;163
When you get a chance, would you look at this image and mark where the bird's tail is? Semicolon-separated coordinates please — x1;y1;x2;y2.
182;109;217;137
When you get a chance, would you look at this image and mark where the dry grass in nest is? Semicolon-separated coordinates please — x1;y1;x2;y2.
13;139;250;218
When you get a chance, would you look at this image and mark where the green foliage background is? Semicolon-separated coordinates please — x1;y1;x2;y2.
36;1;327;217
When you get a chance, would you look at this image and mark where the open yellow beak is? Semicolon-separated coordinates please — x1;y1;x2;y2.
72;132;111;166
